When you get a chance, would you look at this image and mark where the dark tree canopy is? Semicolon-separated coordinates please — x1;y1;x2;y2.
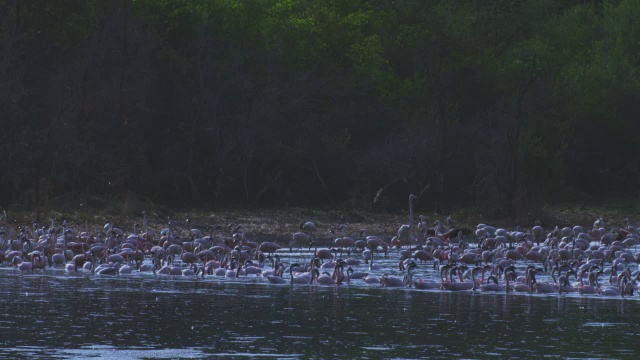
0;0;638;218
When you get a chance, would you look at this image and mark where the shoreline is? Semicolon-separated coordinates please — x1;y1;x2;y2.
1;203;638;245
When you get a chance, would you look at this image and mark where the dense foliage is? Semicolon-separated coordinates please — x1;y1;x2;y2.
1;0;638;218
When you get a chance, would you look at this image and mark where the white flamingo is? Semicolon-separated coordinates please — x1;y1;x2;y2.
397;194;417;248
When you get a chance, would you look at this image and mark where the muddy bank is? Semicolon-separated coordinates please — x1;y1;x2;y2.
2;204;638;246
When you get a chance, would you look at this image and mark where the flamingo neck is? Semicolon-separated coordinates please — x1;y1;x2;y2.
409;196;414;232
471;269;477;291
505;272;510;292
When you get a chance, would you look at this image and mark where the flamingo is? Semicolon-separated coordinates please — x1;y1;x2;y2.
139;261;155;272
266;271;288;284
225;260;245;278
380;273;406;287
310;242;333;261
290;232;309;252
300;221;317;240
397;194;417;248
95;263;120;276
413;249;434;263
258;242;281;256
471;267;492;292
403;262;417;288
575;268;599;295
343;258;360;266
13;256;33;271
364;236;384;271
531;224;545;245
532;273;557;294
261;255;281;277
363;275;381;284
316;271;339;285
558;270;577;294
341;266;365;279
332;225;354;257
593;217;605;229
440;265;474;291
29;250;47;269
266;261;287;284
316;260;346;285
354;231;368;252
599;285;621;296
157;255;182;276
182;264;199;276
68;253;92;272
119;262;134;274
503;266;531;292
413;278;441;290
618;272;635;297
181;251;199;267
480;276;505;292
289;263;315;285
243;260;263;275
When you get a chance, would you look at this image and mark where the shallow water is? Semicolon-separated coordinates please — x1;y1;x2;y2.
1;250;639;359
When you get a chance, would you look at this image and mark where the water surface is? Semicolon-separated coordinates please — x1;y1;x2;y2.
1;267;638;359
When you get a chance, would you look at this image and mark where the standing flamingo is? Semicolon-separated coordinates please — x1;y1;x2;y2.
259;242;281;256
397;194;417;248
289;232;309;252
300;221;317;240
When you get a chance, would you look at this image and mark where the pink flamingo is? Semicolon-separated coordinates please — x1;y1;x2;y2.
13;256;33;271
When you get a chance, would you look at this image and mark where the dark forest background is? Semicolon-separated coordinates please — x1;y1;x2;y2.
1;0;639;219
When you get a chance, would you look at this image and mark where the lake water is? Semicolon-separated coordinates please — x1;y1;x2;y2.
1;253;639;359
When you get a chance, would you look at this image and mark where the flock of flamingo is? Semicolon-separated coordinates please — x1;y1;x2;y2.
1;197;640;298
